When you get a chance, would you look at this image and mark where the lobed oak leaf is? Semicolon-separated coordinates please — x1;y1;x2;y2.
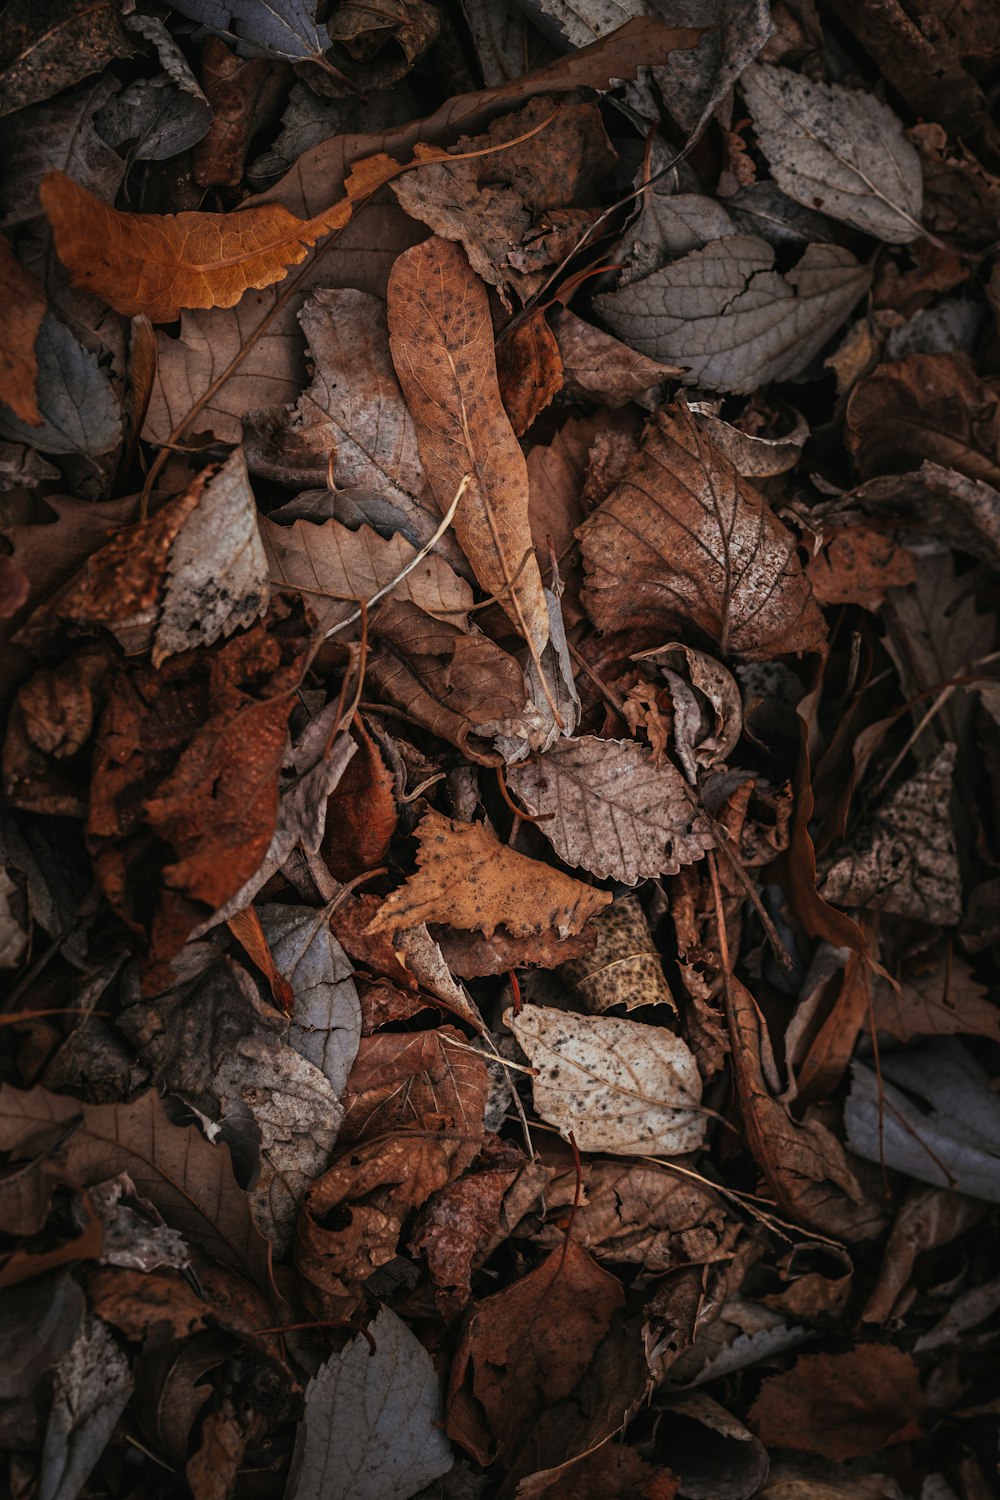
507;1003;706;1156
365;809;611;942
506;735;713;884
387;235;550;655
578;405;827;659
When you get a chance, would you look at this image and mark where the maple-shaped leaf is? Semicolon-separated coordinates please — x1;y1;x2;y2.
506;735;713;884
387;234;550;656
578;405;827;659
365;809;611;941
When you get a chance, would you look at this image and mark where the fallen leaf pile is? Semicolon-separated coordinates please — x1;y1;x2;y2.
2;3;1000;1498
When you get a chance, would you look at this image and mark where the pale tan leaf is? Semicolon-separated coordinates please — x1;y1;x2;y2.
873;954;1000;1045
387;235;550;655
557;893;676;1015
506;734;713;884
506;1003;706;1156
260;515;472;636
578;405;827;659
365;809;611;940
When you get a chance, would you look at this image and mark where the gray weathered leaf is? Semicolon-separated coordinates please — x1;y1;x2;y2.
0;1275;84;1399
847;1043;1000;1203
39;1317;132;1500
95;15;211;162
0;314;121;457
0;76;124;227
170;0;329;64
507;734;713;883
820;744;961;926
461;0;534;86
287;1305;454;1500
727;181;834;249
741;62;923;243
595;235;871;394
258;904;362;1096
507;1003;706;1155
153;449;269;665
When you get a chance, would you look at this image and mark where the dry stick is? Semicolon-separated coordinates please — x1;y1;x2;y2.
566;639;795;970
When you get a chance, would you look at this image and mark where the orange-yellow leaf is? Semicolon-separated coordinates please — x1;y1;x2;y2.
0;236;46;426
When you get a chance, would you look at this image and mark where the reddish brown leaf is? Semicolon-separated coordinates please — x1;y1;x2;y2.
808;526;915;611
750;1346;924;1459
322;716;398;883
193;38;284;189
410;1135;525;1315
0;235;45;425
846;352;1000;486
496;309;564;437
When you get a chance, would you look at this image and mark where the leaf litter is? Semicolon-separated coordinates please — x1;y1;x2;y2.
1;4;1000;1499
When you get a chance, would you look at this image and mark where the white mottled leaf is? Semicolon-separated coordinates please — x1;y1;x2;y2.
506;1003;705;1156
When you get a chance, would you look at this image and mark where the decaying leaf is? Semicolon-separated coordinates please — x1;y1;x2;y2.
506;1003;706;1156
750;1346;924;1459
387;235;550;654
578;407;827;659
288;1305;454;1500
741;64;923;243
595;237;871;395
366;809;611;941
507;734;714;884
557;893;676;1014
0;234;45;425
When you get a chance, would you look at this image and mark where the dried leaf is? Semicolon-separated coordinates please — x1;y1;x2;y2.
741;63;923;243
506;1003;706;1156
170;0;331;66
192;37;278;189
553;308;679;409
0;76;124;228
821;745;961;926
95;16;211;165
0;235;45;425
0;314;121;459
578;407;826;658
750;1347;924;1459
496;310;564;437
257;904;363;1092
41;149;449;322
366;809;611;941
410;1135;525;1315
0;0;131;119
287;1306;453;1500
39;1315;132;1500
872;952;1000;1044
595;237;870;395
434;921;596;980
557;893;676;1015
387;235;550;654
447;1242;624;1466
322;717;398;882
807;526;915;612
0;1085;272;1289
506;734;713;883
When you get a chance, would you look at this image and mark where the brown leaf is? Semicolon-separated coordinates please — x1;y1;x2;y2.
321;716;397;882
750;1346;924;1459
846;352;1000;486
807;525;915;611
330;893;419;991
0;0;132;119
434;921;596;980
192;38;284;190
85;598;312;989
525;1443;678;1500
41;147;453;322
553;307;680;409
507;734;713;883
366;809;611;941
261;513;471;638
2;641;111;816
873;951;1000;1044
557;892;676;1014
579;405;826;659
365;596;526;765
0;235;45;425
0;1086;272;1290
446;1242;624;1466
724;975;885;1241
294;1028;487;1317
186;1399;255;1500
410;1135;525;1316
387;235;550;654
496;309;564;437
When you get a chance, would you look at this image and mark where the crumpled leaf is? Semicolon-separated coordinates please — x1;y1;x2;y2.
261;513;471;638
850;461;1000;573
506;1003;706;1156
446;1241;624;1467
367;809;611;941
578;407;827;658
0;313;121;458
0;1085;272;1289
41;146;456;322
247;288;428;499
557;893;676;1014
192;34;282;190
287;1305;453;1500
94;14;211;164
821;745;961;926
633;643;743;781
595;236;871;395
750;1346;923;1460
741;63;923;243
507;734;713;884
846;1041;1000;1203
38;1315;133;1500
387;235;550;655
